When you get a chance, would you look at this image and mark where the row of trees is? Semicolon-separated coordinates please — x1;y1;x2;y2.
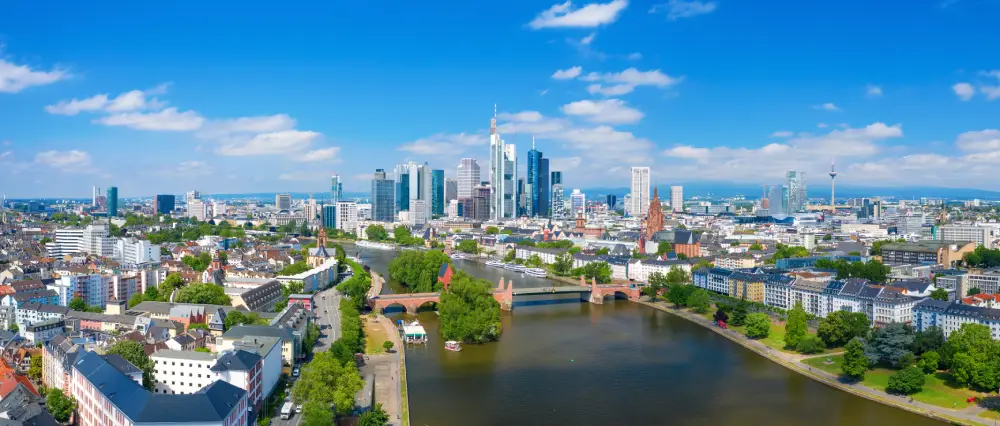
146;221;246;244
963;245;1000;268
392;226;424;246
387;250;451;293
571;261;612;284
338;260;372;310
766;244;811;264
813;258;890;283
439;271;503;343
293;351;364;424
838;323;956;395
643;268;690;297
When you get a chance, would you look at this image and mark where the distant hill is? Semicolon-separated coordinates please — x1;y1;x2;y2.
580;183;1000;201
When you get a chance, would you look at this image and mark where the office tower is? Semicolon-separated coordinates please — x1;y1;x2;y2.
331;175;343;203
550;171;564;218
829;160;837;207
185;190;200;203
303;195;318;221
457;158;481;199
527;138;550;217
336;201;358;232
154;194;175;215
275;193;292;211
322;204;337;229
408;199;428;226
394;162;432;219
432;169;445;216
445;178;458;204
570;189;586;214
670;186;684;212
106;187;118;217
606;194;617;210
395;171;410;213
92;186;99;207
371;169;395;222
488;106;517;220
538;158;549;217
187;199;207;221
447;200;460;218
467;185;491;222
517;178;527;217
786;171;806;213
630;167;650;217
212;201;227;217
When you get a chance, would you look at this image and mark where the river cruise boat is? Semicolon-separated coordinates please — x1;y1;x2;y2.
444;341;462;352
525;268;547;278
451;253;465;260
356;240;395;251
503;263;519;270
400;321;428;344
511;264;527;273
485;260;503;267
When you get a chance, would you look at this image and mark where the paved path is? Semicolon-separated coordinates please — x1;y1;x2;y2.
644;301;990;426
367;314;404;426
313;285;343;350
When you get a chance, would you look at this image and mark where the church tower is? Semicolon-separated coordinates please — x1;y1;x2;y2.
646;187;665;240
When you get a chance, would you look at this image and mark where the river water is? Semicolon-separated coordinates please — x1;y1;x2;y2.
348;244;942;426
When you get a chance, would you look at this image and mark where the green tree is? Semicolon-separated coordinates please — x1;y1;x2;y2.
337;261;372;310
456;239;479;254
293;352;363;418
573;261;612;283
552;252;574;276
182;252;213;272
748;243;763;251
842;338;869;379
107;340;154;389
862;323;915;368
187;322;210;332
366;224;388;241
744;313;770;339
927;288;948;301
68;296;87;311
968;287;981;296
656;241;672;255
159;273;186;298
886;367;926;394
128;293;145;309
485;226;499;234
359;403;390;426
687;288;711;314
691;260;713;271
39;236;52;245
730;302;749;327
918;351;940;373
667;284;695;307
525;254;542;267
823;234;832;241
6;324;17;333
46;389;76;423
194;347;212;353
911;326;945;355
438;271;502;343
949;323;999;390
796;335;825;354
387;250;451;293
817;310;870;347
393;225;412;245
27;356;42;380
224;311;247;330
665;266;690;285
503;249;516;262
644;272;668;298
176;282;231;305
784;302;808;349
676;253;689;260
279;262;310;275
382;340;394;353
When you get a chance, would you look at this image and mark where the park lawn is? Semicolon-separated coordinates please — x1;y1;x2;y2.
802;355;981;410
978;410;1000;421
363;318;391;354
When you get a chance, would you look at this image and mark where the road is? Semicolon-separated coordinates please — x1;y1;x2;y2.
360;315;405;426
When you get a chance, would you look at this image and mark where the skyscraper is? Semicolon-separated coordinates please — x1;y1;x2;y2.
570;189;586;214
154;194;175;215
394;162;432;219
670;186;684;212
489;106;517;220
457;158;480;199
371;169;395;222
431;169;445;216
539;158;549;217
92;186;99;207
444;178;457;204
106;187;118;217
630;167;650;217
331;175;343;203
527;138;550;217
275;194;292;211
517;178;527;217
395;172;410;213
606;194;617;209
322;204;337;229
185;190;200;204
786;171;807;213
550;171;564;218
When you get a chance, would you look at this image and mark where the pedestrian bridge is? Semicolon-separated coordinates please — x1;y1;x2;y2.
370;276;641;314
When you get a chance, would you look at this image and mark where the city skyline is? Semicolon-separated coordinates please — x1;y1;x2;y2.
3;1;1000;198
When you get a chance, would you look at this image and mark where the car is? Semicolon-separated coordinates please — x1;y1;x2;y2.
292;367;300;377
296;404;303;413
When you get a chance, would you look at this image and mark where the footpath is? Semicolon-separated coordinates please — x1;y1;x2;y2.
640;300;990;426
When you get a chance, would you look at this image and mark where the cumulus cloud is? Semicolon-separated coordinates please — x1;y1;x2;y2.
956;129;1000;152
954;82;975;101
813;102;840;111
217;130;321;156
866;85;883;98
649;0;718;20
34;150;91;168
0;58;68;93
561;99;644;124
95;107;205;131
296;147;341;162
528;0;629;29
399;132;487;156
46;86;167;115
770;131;793;138
579;67;682;95
552;66;583;80
586;83;635;96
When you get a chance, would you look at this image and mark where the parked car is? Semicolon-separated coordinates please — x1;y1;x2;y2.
296;404;303;413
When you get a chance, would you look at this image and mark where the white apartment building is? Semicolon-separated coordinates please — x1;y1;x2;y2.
114;238;161;265
49;274;110;307
187;199;208;221
47;228;84;256
515;247;562;264
335;201;359;232
407;200;427;226
670;185;683;212
447;200;460;219
914;298;1000;339
457;158;481;199
937;224;994;249
151;350;223;395
81;223;114;257
356;203;372;221
630;167;650;217
627;259;692;282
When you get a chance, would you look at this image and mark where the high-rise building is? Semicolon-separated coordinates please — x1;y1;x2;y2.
447;199;460;218
275;193;292;211
488;107;517;220
550;171;564;218
527;139;550;217
185;190;200;204
466;185;491;222
432;169;445;216
445;178;458;204
154;194;175;215
106;187;118;217
517;178;527;217
457;158;481;199
187;199;207;221
92;186;99;207
371;169;395;222
395;172;410;213
322;204;337;229
303;196;318;221
394;162;432;219
336;201;358;232
570;189;586;214
630;167;650;217
606;195;617;210
331;175;343;203
670;186;684;212
786;171;806;213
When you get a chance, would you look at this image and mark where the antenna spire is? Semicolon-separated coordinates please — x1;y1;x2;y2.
532;133;535;150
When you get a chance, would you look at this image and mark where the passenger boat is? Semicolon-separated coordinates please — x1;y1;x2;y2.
511;265;526;273
444;341;462;352
525;268;547;278
451;253;465;260
503;263;518;270
485;260;503;267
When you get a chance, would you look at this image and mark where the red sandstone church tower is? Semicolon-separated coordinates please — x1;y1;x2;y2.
646;188;665;240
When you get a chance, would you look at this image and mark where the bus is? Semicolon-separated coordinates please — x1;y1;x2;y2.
280;402;294;420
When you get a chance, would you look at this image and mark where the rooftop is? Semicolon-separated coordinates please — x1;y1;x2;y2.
151;349;217;362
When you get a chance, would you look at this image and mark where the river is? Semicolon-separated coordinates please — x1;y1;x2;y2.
348;244;942;426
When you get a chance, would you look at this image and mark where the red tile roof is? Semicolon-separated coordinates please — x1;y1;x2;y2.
0;365;38;398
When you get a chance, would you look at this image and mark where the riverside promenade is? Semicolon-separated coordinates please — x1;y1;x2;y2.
640;300;990;426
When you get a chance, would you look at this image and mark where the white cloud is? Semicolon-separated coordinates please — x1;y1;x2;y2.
296;147;341;162
626;52;642;60
399;132;486;155
817;123;828;128
217;130;321;156
813;103;840;111
528;0;629;29
662;145;710;159
45;94;110;115
0;58;68;93
197;114;296;141
178;160;211;176
552;66;583;80
980;85;1000;100
953;82;975;101
956;129;1000;152
561;99;644;124
95;107;205;131
45;86;166;115
601;67;681;87
550;156;583;171
498;111;544;122
586;83;635;96
866;84;883;98
770;131;793;138
34;150;91;168
649;0;718;20
0;151;11;159
581;33;596;45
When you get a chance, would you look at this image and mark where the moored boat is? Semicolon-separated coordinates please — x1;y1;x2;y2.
525;268;547;277
486;260;503;267
511;265;526;273
445;341;462;352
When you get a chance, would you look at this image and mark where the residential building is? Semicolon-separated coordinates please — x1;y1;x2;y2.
114;238;161;265
936;225;995;249
627;259;691;282
457;158;481;199
150;348;263;409
43;334;80;394
155;194;175;215
82;223;114;257
914;298;1000;339
50;274;109;308
714;256;757;269
107;186;118;217
228;280;283;312
47;227;84;257
880;240;975;266
4;290;60;310
371;169;395;222
515;246;563;265
630;167;650;217
336;201;359;232
23;319;64;344
670;186;683;212
219;325;296;367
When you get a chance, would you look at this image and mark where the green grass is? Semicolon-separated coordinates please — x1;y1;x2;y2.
803;355;982;410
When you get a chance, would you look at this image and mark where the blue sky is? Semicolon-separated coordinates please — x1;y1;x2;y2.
2;0;999;198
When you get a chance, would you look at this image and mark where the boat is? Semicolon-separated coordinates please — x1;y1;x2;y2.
451;253;465;260
503;263;518;270
525;268;547;278
356;240;395;251
444;341;462;352
511;264;526;273
485;260;503;267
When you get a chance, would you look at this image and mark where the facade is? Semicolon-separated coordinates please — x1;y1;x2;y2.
150;348;263;411
445;178;458;204
570;190;585;214
275;193;292;211
43;334;79;394
187;199;207;221
786;171;806;213
627;259;691;282
880;241;975;266
457;158;481;199
670;185;683;212
50;274;108;307
715;256;757;269
107;186;118;217
114;238;160;265
937;225;994;249
394;162;433;219
630;167;650;217
395;171;410;213
527;142;550;217
336;201;359;232
465;185;491;222
322;204;336;229
229;280;283;312
606;195;617;210
645;188;665;239
489;112;517;221
514;246;563;265
914;298;1000;339
23;319;65;344
550;171;564;218
331;175;343;203
154;194;175;214
432;169;445;216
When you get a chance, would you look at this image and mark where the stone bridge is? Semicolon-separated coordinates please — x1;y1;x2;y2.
370;277;514;314
580;275;642;304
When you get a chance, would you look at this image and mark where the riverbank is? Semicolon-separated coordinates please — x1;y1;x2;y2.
639;300;988;426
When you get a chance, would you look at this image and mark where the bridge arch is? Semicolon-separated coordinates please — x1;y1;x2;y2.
613;291;630;300
415;300;438;312
381;302;410;314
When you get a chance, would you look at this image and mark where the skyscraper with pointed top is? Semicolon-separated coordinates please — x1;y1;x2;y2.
489;105;517;220
527;135;550;217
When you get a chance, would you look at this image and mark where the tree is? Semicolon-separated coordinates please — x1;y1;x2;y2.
293;352;364;417
194;347;212;353
886;367;926;394
595;247;610;256
46;389;76;423
948;323;999;390
784;302;808;349
107;340;154;389
485;226;499;235
188;322;210;332
656;241;672;255
382;340;394;353
279;262;310;275
918;351;940;373
676;253;689;260
968;287;982;296
176;282;231;305
456;239;479;254
159;273;185;298
388;250;451;293
687;288;711;314
552;252;574;276
842;338;869;380
393;225;412;244
796;335;824;354
365;224;388;241
823;234;832;241
503;249;516;262
817;310;870;348
667;284;695;308
573;261;612;284
39;236;52;245
748;243;763;251
862;323;915;368
911;326;945;355
68;296;87;311
644;272;668;297
526;254;542;268
27;356;41;380
359;403;390;426
6;324;16;333
665;266;690;285
182;252;213;272
744;313;770;339
439;271;502;343
730;302;749;327
128;293;145;309
691;260;713;271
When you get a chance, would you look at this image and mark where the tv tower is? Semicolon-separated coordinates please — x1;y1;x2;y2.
828;159;838;210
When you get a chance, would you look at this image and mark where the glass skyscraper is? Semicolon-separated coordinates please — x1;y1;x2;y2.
527;142;551;217
786;171;806;213
395;173;410;213
331;175;343;203
550;171;564;218
154;194;174;215
371;169;395;222
322;204;337;229
106;187;118;217
431;169;445;216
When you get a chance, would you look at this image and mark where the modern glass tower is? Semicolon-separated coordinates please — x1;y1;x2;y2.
526;138;550;217
395;173;410;213
786;171;806;213
550;171;564;218
322;204;337;229
154;194;175;215
331;175;343;203
431;169;445;216
371;169;395;222
457;158;480;199
106;187;118;217
489;106;517;220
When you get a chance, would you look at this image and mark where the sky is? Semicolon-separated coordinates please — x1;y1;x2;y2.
1;0;1000;198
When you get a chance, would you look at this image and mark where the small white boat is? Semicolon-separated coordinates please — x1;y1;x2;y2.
525;268;547;278
486;260;503;267
451;253;465;260
503;263;518;270
444;341;462;352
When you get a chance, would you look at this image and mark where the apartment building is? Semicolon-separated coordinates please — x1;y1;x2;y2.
914;298;1000;339
936;225;995;249
880;240;975;267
